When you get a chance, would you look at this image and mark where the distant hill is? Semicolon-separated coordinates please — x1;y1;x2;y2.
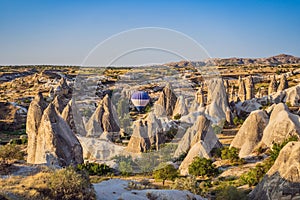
166;54;300;67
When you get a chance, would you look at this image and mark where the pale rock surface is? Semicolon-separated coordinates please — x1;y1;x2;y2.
77;136;125;161
93;179;206;200
259;103;300;148
284;83;300;106
205;78;230;124
277;74;288;92
126;112;164;153
245;75;255;100
126;120;150;153
52;95;69;114
172;95;188;117
230;110;269;158
237;76;246;102
85;95;120;138
26;92;48;163
32;103;83;166
268;75;277;95
249;142;300;200
61;99;87;136
178;115;222;175
154;82;177;117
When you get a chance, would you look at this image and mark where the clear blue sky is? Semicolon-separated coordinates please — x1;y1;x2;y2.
0;0;299;65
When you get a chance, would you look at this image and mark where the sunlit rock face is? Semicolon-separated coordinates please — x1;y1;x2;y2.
28;103;83;166
249;142;300;200
230;110;269;158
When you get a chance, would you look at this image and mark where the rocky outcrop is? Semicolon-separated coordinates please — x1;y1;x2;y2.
62;99;87;136
268;75;277;95
126;112;164;153
78;136;125;161
178;115;222;175
154;83;177;117
172;96;188;117
146;112;164;150
126;120;150;153
54;77;70;97
52;95;69;114
85;95;120;138
205;78;230;124
249;142;300;200
245;75;255;100
26;92;48;163
229;85;236;102
237;76;246;102
30;103;83;166
284;84;300;106
230;110;269;158
195;86;205;106
277;74;288;92
259;103;300;148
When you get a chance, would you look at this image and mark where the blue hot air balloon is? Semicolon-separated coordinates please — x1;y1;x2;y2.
131;91;150;111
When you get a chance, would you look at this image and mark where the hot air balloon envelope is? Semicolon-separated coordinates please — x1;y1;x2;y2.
131;91;150;111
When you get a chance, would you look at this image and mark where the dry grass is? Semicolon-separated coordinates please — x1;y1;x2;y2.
0;172;51;200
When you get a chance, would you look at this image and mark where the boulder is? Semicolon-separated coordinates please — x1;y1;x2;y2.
230;110;269;158
259;103;300;148
26;92;48;163
284;84;300;106
32;103;83;166
77;136;125;161
249;142;300;200
85;95;120;138
154;82;177;117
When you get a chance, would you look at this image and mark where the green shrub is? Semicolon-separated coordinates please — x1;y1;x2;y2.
188;157;218;177
233;117;244;126
172;176;201;195
269;135;298;162
286;101;292;107
240;163;266;187
173;113;181;120
240;136;298;187
215;185;247;200
119;161;133;176
221;146;240;163
76;162;112;176
135;152;159;174
153;163;179;185
48;167;95;200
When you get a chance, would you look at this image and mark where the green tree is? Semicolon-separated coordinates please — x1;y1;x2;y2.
153;163;178;185
188;157;218;177
221;147;240;162
119;161;133;176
